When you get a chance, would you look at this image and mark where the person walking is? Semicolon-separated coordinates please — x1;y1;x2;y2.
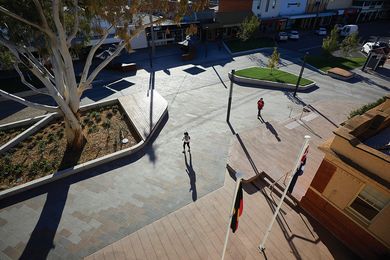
182;132;191;153
257;98;264;119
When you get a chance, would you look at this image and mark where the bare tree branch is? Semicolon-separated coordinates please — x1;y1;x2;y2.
13;64;50;96
0;6;54;37
32;0;50;30
52;0;67;43
0;89;59;112
79;26;113;88
84;41;126;87
66;0;80;46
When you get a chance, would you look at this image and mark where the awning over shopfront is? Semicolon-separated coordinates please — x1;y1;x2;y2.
318;11;337;17
283;13;316;20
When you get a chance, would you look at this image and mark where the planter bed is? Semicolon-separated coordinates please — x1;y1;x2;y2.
231;67;316;91
225;38;275;53
0;101;141;192
0;91;168;199
306;55;366;72
327;67;354;80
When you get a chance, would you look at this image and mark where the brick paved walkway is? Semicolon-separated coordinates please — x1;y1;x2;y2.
86;170;357;260
86;99;360;259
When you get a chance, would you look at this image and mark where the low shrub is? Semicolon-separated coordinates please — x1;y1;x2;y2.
349;97;387;119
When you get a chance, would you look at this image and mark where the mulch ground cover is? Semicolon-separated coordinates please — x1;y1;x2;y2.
0;104;140;190
0;126;28;147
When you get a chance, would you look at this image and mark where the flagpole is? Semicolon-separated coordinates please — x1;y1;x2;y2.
259;135;310;251
221;172;243;260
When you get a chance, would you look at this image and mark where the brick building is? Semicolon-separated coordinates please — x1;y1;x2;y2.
301;96;390;259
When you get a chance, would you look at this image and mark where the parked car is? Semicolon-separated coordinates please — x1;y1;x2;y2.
277;32;288;41
361;41;390;55
339;24;358;37
289;31;300;40
315;27;327;36
95;45;117;60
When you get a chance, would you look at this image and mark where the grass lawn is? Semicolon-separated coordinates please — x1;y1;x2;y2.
225;38;275;53
306;55;366;72
235;67;314;86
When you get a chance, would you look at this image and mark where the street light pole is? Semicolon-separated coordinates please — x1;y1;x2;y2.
294;52;309;97
147;33;153;69
205;26;209;58
226;70;235;122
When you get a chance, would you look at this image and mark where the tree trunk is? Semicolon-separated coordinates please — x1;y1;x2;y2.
64;112;85;150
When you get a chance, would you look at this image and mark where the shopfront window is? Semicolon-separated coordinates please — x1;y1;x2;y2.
349;185;389;222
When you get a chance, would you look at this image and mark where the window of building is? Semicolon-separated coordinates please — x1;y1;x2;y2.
349;185;389;222
272;0;276;8
265;0;270;12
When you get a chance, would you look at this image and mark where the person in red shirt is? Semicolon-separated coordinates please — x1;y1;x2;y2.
257;98;264;120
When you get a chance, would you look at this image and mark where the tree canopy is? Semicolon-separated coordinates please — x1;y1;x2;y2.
237;15;260;42
0;0;208;149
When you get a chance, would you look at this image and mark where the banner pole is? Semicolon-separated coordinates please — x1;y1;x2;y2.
221;172;243;260
259;135;310;251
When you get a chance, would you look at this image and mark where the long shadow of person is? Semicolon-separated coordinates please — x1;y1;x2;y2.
258;114;265;123
265;121;281;142
184;152;197;201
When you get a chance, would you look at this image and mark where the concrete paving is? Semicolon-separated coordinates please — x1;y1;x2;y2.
0;41;389;259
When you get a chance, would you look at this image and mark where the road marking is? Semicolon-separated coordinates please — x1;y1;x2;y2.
285;121;300;129
298;45;322;52
302;113;318;122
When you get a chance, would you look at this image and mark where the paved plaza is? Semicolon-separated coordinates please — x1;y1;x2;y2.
0;41;389;259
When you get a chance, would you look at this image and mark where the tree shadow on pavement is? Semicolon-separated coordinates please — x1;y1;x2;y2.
18;144;85;259
19;184;69;260
184;152;197;201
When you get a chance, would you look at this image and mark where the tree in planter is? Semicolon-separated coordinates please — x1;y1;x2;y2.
340;32;359;57
268;47;280;74
0;0;207;150
237;15;260;42
322;27;339;55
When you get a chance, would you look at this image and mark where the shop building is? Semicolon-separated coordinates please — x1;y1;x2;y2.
352;0;386;23
252;0;283;32
279;1;308;30
299;0;336;29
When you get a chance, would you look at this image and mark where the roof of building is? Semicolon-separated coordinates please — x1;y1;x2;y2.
364;127;390;156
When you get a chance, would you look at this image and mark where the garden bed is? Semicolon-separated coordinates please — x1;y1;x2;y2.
0;126;28;147
0;104;141;190
306;55;366;72
235;67;314;86
225;38;275;53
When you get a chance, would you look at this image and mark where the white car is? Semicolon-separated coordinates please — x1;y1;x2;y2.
95;45;116;60
361;42;390;55
278;32;288;41
289;31;300;40
315;28;327;36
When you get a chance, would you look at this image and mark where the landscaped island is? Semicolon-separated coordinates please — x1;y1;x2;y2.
235;67;314;86
306;55;366;72
225;38;275;53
